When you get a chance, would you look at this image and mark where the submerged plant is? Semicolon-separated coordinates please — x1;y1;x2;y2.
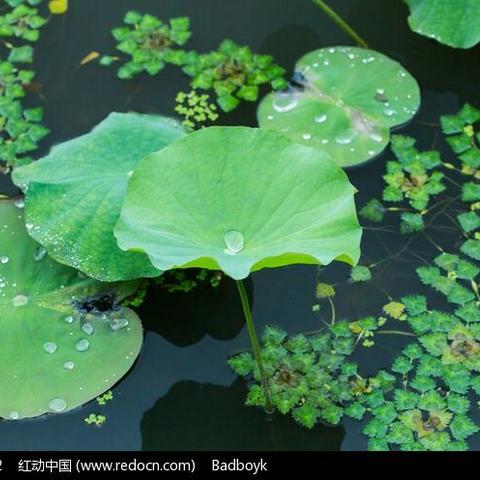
257;46;420;167
102;11;191;79
0;199;143;420
13;113;186;281
182;39;287;112
114;126;361;410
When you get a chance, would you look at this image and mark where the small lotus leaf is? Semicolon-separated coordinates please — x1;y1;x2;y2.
115;127;361;280
13;113;187;281
257;46;420;167
405;0;480;49
0;200;143;420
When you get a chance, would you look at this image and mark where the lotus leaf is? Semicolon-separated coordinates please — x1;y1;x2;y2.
0;199;143;420
257;47;420;167
13;112;187;281
405;0;480;49
115;127;361;280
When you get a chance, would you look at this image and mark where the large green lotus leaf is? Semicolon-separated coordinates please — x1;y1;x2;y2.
114;127;361;280
257;47;420;167
0;199;143;420
12;112;187;281
405;0;480;49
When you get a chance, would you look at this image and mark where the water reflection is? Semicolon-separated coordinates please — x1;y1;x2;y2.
142;379;345;451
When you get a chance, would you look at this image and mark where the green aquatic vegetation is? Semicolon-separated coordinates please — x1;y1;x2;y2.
115;127;361;280
0;0;49;171
182;39;287;113
96;391;113;406
382;135;445;211
114;126;361;412
103;12;191;79
257;46;420;167
13;113;186;281
174;90;219;129
84;413;106;427
155;268;222;293
0;199;143;420
405;0;480;49
350;265;372;283
0;4;46;42
229;325;392;428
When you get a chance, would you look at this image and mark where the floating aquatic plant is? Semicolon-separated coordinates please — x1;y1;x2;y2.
229;325;393;428
0;4;46;42
0;199;143;420
115;126;361;411
103;11;191;79
182;39;287;113
257;46;420;167
405;0;480;49
13;113;186;281
174;89;219;129
115;127;361;279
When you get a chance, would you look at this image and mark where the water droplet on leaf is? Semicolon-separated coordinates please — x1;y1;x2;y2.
223;230;244;255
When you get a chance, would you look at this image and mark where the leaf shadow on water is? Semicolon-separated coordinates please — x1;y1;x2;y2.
139;276;252;347
141;378;345;451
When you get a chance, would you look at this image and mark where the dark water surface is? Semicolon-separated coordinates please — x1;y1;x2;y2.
1;0;480;450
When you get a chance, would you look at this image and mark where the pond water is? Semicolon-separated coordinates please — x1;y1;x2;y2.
1;0;480;451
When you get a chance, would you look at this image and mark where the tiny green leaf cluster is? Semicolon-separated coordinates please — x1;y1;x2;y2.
103;12;191;79
174;90;219;129
182;39;287;112
0;0;49;171
102;12;286;114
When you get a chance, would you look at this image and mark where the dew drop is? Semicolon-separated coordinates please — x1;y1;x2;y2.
64;315;74;324
12;294;28;307
370;132;383;143
81;322;94;336
0;256;9;264
63;361;74;370
273;96;298;113
302;133;312;140
14;199;25;209
335;129;358;145
223;230;244;255
75;339;90;352
43;342;58;354
33;246;47;262
384;109;396;117
110;318;129;331
48;398;67;413
9;411;20;420
314;114;327;124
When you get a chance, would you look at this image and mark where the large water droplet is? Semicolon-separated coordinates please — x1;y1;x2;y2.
0;256;9;264
43;342;58;354
14;199;25;209
63;361;74;370
223;230;244;256
75;339;90;352
48;398;67;413
335;129;358;145
314;114;327;124
8;411;20;420
12;294;28;307
273;96;298;113
110;318;129;331
82;322;94;336
33;246;47;262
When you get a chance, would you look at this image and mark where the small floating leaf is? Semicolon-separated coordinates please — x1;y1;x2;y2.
0;200;142;420
115;127;361;280
257;46;420;167
13;113;186;281
48;0;68;15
